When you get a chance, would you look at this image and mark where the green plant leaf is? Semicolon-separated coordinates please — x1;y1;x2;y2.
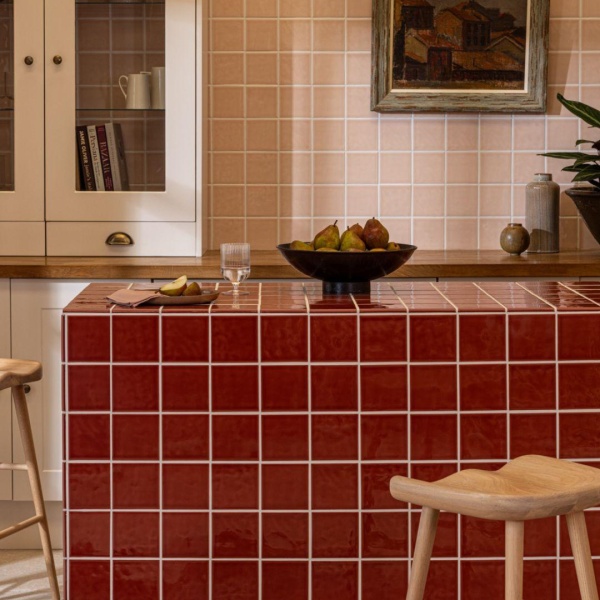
576;139;597;145
558;94;600;128
540;152;593;160
574;155;600;166
562;165;585;172
572;164;600;182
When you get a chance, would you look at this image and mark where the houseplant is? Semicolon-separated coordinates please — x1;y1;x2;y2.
541;94;600;244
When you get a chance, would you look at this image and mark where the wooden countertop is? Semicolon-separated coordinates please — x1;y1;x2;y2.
3;250;600;279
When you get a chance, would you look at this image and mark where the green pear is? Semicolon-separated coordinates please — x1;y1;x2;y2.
316;247;338;252
387;242;401;251
340;228;366;252
363;217;390;249
348;222;365;241
290;240;313;251
370;248;386;252
313;220;340;250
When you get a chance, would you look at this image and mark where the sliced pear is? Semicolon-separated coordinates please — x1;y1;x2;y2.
182;281;202;296
159;275;188;296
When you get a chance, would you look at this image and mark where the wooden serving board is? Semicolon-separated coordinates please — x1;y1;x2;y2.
145;291;220;305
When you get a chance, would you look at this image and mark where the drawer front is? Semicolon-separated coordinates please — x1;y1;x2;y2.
0;223;45;256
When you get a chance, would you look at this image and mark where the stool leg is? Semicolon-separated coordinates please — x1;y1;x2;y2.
505;520;524;600
12;385;61;600
406;507;439;600
566;512;599;600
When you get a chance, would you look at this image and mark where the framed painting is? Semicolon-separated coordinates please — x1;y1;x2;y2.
371;0;549;112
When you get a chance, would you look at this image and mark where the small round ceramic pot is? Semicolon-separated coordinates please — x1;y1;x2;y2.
500;223;530;256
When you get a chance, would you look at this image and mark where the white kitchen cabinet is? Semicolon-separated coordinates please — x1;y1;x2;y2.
0;280;11;500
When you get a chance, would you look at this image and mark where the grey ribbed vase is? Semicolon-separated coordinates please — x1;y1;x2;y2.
526;173;560;253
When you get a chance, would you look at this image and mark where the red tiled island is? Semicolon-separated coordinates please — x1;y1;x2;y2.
62;281;600;600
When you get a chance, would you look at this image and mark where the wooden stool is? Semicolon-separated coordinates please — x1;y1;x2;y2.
391;455;600;600
0;359;60;599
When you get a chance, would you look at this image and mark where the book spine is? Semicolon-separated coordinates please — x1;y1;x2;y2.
105;123;122;191
95;125;114;191
113;123;130;191
87;125;105;191
76;126;96;191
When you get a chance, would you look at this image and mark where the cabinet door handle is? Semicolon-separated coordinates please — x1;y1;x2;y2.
106;232;134;246
53;55;63;65
23;385;31;394
24;56;34;66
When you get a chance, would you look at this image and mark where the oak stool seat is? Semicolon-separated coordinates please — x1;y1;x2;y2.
391;455;600;600
0;358;60;599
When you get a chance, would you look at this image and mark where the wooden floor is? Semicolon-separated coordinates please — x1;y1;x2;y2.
0;550;62;600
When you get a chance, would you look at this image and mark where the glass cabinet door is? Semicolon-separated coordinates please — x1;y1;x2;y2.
45;0;195;222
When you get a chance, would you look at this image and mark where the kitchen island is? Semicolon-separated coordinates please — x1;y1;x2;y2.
62;281;600;600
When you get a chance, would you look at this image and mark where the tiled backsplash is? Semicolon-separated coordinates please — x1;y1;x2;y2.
207;0;600;250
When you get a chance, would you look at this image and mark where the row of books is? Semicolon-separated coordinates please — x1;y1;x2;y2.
76;123;130;191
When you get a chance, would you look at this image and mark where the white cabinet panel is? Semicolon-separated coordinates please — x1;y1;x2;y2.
0;280;11;500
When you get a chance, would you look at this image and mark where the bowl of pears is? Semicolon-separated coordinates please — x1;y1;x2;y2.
277;218;417;295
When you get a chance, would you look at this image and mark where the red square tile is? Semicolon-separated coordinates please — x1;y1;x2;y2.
361;561;408;600
559;314;600;360
213;415;259;461
213;512;258;558
361;365;407;411
312;512;359;558
113;512;159;557
113;560;159;600
212;365;259;411
263;562;308;600
510;413;556;458
411;511;458;558
362;512;408;558
113;464;159;509
312;464;358;509
313;562;358;600
262;415;308;461
262;513;309;558
460;364;506;411
410;365;456;411
560;413;600;458
525;517;557;557
559;363;600;409
262;464;308;510
523;560;557;599
113;365;159;412
68;366;110;411
462;516;504;557
461;560;504;600
113;415;159;460
212;464;259;509
69;512;110;557
162;366;209;411
163;512;209;558
212;315;258;362
421;561;458;600
411;414;457;460
163;464;208;509
411;462;458;483
560;560;600;600
69;464;110;509
69;415;110;460
312;415;358;461
212;561;258;600
461;414;507;460
361;415;407;460
360;316;407;362
68;316;110;362
69;560;110;600
163;561;208;600
459;314;505;361
509;364;556;410
410;315;456;362
362;463;408;510
261;316;308;361
310;315;357;362
163;415;209;460
312;366;358;411
262;365;308;411
508;314;555;361
113;316;159;362
162;315;209;362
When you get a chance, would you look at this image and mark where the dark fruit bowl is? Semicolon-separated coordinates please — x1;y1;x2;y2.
277;243;417;294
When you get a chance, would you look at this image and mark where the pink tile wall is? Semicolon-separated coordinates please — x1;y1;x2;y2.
207;0;600;250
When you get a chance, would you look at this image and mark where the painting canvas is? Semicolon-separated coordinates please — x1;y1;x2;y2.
371;0;549;112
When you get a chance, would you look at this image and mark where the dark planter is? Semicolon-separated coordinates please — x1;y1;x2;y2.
566;187;600;246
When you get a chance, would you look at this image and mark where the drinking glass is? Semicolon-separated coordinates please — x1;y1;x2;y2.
220;243;251;296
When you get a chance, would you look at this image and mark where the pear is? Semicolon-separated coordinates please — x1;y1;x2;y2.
340;227;366;252
316;247;338;252
183;281;202;296
348;222;365;241
387;242;401;251
363;217;389;249
370;248;386;252
159;275;188;296
313;220;340;250
290;240;313;251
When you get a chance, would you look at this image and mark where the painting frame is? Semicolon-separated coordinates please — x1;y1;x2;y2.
371;0;549;113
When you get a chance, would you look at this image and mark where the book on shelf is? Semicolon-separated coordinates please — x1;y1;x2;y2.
76;122;130;192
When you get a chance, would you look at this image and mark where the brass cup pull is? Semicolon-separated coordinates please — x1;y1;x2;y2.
53;55;62;65
24;56;34;66
106;232;134;246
